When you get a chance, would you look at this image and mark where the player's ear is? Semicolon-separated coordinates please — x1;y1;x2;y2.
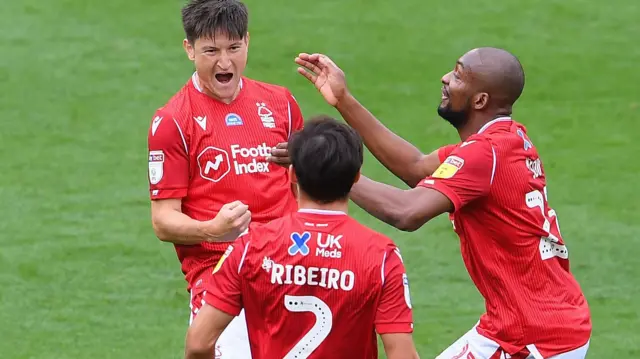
288;165;297;184
353;170;361;184
183;39;196;61
245;32;250;48
473;92;489;110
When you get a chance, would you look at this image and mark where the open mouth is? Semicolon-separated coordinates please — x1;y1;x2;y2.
441;87;449;100
215;72;234;84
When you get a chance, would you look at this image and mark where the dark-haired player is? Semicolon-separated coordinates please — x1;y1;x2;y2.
185;116;420;359
296;48;591;359
147;1;303;357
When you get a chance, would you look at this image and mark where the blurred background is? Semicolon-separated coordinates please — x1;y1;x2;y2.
0;0;638;357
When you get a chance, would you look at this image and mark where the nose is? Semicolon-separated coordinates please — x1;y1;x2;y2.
217;52;232;70
441;71;451;85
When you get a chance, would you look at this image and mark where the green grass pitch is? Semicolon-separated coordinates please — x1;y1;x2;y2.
1;0;639;357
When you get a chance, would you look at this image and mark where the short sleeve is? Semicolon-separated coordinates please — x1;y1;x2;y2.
285;90;304;137
437;144;459;162
375;246;414;334
419;138;494;211
147;110;189;199
203;234;251;317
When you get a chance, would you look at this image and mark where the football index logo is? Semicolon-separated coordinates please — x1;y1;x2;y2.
225;113;243;126
288;232;311;256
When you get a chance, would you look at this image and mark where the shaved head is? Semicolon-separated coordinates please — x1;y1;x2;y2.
460;47;525;108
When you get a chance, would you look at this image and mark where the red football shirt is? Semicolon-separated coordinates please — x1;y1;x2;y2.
419;117;591;357
147;74;303;286
204;209;414;359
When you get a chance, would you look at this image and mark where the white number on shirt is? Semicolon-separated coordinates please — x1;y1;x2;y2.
525;186;568;260
283;295;332;359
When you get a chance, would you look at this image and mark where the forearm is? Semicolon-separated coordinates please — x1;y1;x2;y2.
336;94;426;185
350;176;412;231
152;209;209;245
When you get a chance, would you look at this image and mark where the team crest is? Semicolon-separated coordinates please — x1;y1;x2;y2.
213;245;234;274
432;155;465;179
148;150;164;184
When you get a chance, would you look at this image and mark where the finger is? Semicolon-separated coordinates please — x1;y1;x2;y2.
297;53;312;60
270;148;288;157
275;142;288;149
318;54;338;69
297;67;318;83
223;200;243;210
235;211;252;228
228;203;249;219
295;58;323;74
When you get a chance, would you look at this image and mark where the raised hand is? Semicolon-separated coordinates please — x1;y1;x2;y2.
295;53;348;107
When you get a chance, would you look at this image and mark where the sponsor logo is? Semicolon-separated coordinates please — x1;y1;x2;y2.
196;143;272;182
316;233;342;258
148;150;164;184
288;232;311;256
151;116;162;136
225;113;243;126
432;155;465;179
403;273;412;309
194;116;207;131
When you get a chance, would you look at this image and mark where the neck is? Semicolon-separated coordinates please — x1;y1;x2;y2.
195;74;241;104
297;192;349;213
457;112;510;140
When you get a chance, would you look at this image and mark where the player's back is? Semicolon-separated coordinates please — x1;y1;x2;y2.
236;209;407;359
451;118;591;354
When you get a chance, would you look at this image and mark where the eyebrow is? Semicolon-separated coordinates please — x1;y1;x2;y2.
456;60;465;68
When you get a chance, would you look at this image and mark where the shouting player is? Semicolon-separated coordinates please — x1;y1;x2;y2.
147;0;304;357
296;49;591;359
184;116;419;359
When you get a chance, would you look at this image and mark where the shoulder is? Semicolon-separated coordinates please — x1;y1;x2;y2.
346;217;397;250
153;80;194;125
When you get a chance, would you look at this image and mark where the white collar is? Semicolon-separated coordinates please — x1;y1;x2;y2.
298;209;346;216
477;116;512;134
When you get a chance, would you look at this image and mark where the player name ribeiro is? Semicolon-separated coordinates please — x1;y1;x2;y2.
265;258;355;292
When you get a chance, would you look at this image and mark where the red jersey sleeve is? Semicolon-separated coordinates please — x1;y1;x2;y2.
375;246;414;334
285;90;304;137
419;138;494;211
147;110;189;199
437;144;459;162
203;235;251;316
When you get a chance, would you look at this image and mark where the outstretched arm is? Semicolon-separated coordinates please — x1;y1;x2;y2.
295;53;442;187
336;94;442;187
350;176;453;231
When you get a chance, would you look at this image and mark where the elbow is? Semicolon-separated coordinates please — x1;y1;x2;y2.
392;209;428;232
151;216;172;242
184;338;215;359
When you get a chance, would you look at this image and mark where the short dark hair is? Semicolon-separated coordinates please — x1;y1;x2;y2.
181;0;249;44
289;115;364;203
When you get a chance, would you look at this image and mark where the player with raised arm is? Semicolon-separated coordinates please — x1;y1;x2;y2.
295;49;591;359
147;1;304;357
184;116;419;359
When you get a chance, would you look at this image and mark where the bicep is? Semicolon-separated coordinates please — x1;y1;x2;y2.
147;112;189;199
397;187;454;231
380;333;419;359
